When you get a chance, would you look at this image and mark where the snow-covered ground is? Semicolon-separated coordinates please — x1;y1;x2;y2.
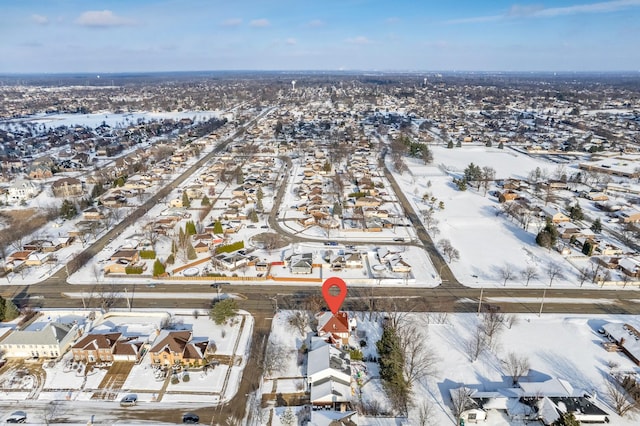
389;145;638;288
264;310;640;425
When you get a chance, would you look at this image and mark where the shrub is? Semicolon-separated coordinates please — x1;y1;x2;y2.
166;254;175;265
215;240;244;254
140;250;156;259
125;266;144;274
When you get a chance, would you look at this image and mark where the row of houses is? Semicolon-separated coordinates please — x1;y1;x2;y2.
0;319;216;368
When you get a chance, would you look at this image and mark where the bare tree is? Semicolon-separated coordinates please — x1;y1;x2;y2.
466;324;488;362
503;352;530;385
480;166;496;197
481;311;505;349
416;398;436;426
288;311;309;336
437;239;460;263
605;377;638;416
499;264;515;286
397;323;439;387
578;266;591;287
521;266;539;286
450;386;475;419
546;262;564;286
263;341;290;378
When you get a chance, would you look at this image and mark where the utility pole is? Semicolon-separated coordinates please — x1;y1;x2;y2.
539;288;546;317
477;288;483;315
124;288;131;311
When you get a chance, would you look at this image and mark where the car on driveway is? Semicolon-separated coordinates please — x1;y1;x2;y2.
6;411;27;423
182;412;199;424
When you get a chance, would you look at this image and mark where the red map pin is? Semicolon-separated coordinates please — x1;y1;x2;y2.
322;277;347;314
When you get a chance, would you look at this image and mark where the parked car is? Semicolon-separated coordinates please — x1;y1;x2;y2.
182;412;200;424
6;411;27;423
324;241;338;246
120;394;138;406
393;237;405;242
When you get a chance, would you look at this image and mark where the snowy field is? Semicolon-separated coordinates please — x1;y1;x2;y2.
264;310;640;426
390;145;612;288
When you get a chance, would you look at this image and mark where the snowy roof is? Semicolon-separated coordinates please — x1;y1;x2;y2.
309;410;358;426
310;376;352;403
602;322;640;362
307;342;351;379
518;378;576;397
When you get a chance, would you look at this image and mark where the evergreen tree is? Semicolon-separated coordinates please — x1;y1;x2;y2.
536;219;558;250
210;299;238;324
181;192;191;208
248;209;259;223
213;220;223;234
568;203;584;220
3;299;19;321
498;142;504;149
333;202;343;216
256;187;264;200
582;240;594;256
187;242;197;260
185;220;197;235
60;199;78;220
201;195;210;206
591;218;602;233
153;259;165;276
447;141;454;149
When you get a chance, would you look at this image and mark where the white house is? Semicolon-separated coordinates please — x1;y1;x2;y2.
0;322;78;359
307;339;353;410
6;179;40;203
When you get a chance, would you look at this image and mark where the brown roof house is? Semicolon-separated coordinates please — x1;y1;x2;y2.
72;332;122;363
149;330;209;367
316;311;356;347
51;177;84;198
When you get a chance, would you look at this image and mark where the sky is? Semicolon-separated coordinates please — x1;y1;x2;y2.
1;0;640;73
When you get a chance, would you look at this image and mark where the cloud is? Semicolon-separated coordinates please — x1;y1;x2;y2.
386;17;401;24
285;38;297;45
249;18;270;28
447;0;640;24
221;18;242;27
346;36;372;45
307;19;325;28
75;10;135;28
31;14;49;25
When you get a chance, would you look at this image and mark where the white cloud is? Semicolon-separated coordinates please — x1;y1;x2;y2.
386;17;401;24
346;36;372;45
75;10;135;28
447;0;640;24
285;38;297;45
249;18;270;28
221;18;242;27
31;14;49;25
307;19;325;28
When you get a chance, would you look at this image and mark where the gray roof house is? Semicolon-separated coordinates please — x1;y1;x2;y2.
0;322;78;359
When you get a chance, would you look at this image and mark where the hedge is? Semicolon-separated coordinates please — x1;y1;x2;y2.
215;240;245;254
140;250;156;259
125;266;144;274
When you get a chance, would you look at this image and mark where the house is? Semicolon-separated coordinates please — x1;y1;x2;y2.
148;330;208;367
7;179;40;203
602;322;640;365
51;177;84;198
619;257;640;278
451;377;609;425
289;253;313;274
618;209;640;224
307;339;353;411
0;322;78;359
83;206;105;221
316;311;356;346
110;249;139;263
71;332;122;363
541;206;571;223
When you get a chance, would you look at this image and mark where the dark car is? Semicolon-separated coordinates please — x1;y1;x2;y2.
120;393;138;406
6;411;27;423
182;412;200;424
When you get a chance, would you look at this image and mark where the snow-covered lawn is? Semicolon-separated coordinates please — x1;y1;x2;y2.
390;146;607;288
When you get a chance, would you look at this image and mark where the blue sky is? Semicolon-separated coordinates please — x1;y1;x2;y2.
1;0;639;73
